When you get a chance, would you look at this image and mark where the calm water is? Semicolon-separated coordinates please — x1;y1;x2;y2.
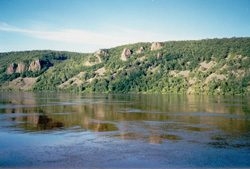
0;92;250;168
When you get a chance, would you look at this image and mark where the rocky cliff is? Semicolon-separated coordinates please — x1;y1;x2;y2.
28;60;42;72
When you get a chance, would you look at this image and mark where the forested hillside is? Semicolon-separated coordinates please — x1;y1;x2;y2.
0;37;250;95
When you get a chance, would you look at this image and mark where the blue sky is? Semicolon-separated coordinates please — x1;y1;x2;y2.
0;0;249;52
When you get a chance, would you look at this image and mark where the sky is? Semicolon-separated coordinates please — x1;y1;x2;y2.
0;0;249;53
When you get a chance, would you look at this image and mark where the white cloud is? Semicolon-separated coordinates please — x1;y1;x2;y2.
0;22;165;49
0;22;112;45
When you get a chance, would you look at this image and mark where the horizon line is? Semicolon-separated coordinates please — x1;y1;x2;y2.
0;36;249;54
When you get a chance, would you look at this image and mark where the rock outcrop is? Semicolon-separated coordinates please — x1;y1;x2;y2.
94;49;108;57
28;60;41;72
6;63;17;74
16;62;27;73
151;42;163;51
121;48;132;61
6;60;44;74
6;77;37;90
136;46;145;54
157;52;163;58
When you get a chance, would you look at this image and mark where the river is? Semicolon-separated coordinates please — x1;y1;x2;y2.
0;92;249;168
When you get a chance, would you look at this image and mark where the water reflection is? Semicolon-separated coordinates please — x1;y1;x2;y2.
0;92;249;144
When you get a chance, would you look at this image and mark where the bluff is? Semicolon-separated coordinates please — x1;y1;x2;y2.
0;38;249;95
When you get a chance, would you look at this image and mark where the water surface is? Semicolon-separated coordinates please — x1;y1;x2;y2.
0;92;250;168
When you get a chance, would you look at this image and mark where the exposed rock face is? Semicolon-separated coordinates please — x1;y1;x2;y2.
29;60;41;72
95;67;106;76
121;48;132;61
6;63;17;74
199;61;216;71
205;73;226;84
151;42;163;51
157;52;163;58
94;49;108;57
6;77;37;90
16;62;27;73
136;46;145;54
6;60;45;74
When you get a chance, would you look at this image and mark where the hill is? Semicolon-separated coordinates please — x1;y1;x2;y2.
0;37;250;95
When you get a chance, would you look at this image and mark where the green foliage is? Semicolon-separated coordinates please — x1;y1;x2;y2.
0;37;250;95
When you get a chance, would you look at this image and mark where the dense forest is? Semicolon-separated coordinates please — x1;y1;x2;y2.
0;37;250;95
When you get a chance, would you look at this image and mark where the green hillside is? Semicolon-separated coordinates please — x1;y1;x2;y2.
0;37;250;95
